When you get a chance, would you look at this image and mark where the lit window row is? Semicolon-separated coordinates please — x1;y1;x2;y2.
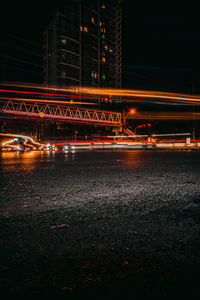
91;72;98;78
91;73;106;80
80;26;88;32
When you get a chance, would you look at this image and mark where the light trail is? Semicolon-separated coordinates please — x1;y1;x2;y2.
2;83;200;105
151;133;191;137
23;137;35;148
0;133;47;148
0;97;98;106
108;133;191;138
129;111;200;120
2;139;15;146
0;87;124;102
2;82;75;93
1;138;20;150
0;89;104;101
4;145;19;150
3;82;200;103
75;87;200;105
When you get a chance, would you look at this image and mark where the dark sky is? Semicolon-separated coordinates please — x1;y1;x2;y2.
123;13;200;68
121;2;200;92
1;0;200;92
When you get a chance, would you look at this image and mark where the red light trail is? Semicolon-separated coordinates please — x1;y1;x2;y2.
0;88;99;99
2;84;200;105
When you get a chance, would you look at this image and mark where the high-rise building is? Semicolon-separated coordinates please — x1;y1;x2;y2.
43;0;122;89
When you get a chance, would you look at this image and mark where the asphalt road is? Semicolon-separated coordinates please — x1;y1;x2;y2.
0;150;200;298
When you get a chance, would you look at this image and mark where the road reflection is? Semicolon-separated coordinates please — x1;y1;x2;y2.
120;150;151;168
0;151;50;173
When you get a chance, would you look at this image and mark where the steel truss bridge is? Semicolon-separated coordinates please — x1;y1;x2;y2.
0;99;122;126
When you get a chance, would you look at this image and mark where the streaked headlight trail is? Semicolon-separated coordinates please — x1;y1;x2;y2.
1;83;200;105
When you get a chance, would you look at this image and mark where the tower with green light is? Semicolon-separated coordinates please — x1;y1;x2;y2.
43;0;122;89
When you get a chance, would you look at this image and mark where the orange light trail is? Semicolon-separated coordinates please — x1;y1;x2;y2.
2;82;75;93
0;97;98;106
0;133;47;148
2;83;200;104
75;87;200;105
3;82;199;103
2;139;15;146
0;88;105;101
128;111;200;120
1;138;20;150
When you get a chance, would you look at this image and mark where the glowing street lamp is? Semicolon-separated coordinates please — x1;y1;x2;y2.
129;109;135;115
122;107;136;130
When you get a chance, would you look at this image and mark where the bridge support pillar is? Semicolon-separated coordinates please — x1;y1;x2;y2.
33;121;55;141
40;122;44;140
33;121;44;141
112;127;122;136
33;121;39;140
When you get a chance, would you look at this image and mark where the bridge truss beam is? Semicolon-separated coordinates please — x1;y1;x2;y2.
0;99;122;126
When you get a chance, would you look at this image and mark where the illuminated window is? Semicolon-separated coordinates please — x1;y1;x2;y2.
102;74;106;80
94;73;97;78
104;28;106;33
102;57;106;63
80;26;83;31
84;26;88;32
101;4;106;9
91;17;95;23
100;28;104;32
91;72;94;77
109;48;113;53
104;45;108;51
61;38;66;44
99;21;102;26
101;34;105;39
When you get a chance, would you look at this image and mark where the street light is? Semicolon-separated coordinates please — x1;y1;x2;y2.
122;107;136;131
130;109;135;115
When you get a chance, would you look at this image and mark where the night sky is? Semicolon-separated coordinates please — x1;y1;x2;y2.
1;0;200;92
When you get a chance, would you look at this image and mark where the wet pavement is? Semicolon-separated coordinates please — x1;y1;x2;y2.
0;150;200;298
